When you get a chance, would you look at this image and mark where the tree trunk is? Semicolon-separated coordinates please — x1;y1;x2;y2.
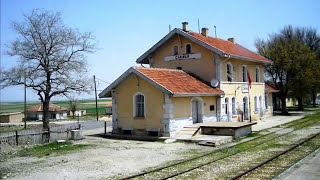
297;97;304;111
281;96;288;115
42;96;50;130
312;93;317;107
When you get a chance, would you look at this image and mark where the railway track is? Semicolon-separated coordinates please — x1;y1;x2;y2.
121;116;320;180
230;132;320;180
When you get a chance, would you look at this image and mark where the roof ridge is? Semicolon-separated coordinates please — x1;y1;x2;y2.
133;66;183;72
187;30;233;42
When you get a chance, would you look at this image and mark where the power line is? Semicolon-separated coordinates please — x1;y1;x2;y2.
95;77;111;84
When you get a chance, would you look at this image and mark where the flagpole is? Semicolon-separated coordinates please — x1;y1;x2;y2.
248;70;252;122
248;82;251;122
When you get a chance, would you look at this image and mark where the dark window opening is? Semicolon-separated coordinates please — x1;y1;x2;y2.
227;64;232;82
123;130;132;135
186;44;192;54
225;98;229;114
210;105;215;111
147;131;159;137
243;66;247;82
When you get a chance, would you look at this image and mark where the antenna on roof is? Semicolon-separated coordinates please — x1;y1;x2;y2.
214;25;217;38
169;24;171;32
198;18;200;33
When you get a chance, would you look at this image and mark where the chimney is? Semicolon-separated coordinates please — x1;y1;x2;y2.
201;28;209;37
182;22;188;31
228;38;236;44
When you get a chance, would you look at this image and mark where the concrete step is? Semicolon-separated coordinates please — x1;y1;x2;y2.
177;131;195;135
175;126;200;138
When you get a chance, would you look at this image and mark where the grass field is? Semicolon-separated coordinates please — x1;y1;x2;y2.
0;99;111;119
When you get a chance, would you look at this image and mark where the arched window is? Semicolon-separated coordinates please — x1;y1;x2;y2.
256;67;260;82
186;44;192;54
227;63;233;82
225;97;229;114
134;93;145;117
242;66;248;82
254;96;258;111
232;97;236;115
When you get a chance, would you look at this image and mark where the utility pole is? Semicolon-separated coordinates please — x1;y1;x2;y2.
93;75;99;121
24;75;27;129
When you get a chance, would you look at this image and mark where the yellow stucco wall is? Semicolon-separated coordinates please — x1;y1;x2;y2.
221;83;265;121
116;74;164;130
172;96;217;118
150;34;216;82
221;58;264;83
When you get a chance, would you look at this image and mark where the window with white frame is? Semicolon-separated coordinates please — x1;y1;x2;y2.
186;44;192;54
265;95;268;109
232;97;236;115
134;93;145;117
227;63;233;82
254;96;258;112
242;66;248;82
256;67;260;82
173;45;178;55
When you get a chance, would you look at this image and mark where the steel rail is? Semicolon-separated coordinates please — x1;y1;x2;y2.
230;132;320;180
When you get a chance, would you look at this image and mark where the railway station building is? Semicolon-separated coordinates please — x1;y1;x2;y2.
99;22;275;137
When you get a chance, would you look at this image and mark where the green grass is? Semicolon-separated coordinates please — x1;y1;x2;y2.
0;99;111;121
286;105;320;111
0;99;111;114
16;141;90;158
234;132;260;142
0;124;37;133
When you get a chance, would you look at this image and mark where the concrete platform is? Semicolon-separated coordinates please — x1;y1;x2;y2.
275;148;320;180
196;122;257;128
198;122;256;138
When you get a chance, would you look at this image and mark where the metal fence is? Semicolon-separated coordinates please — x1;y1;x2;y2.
0;125;80;146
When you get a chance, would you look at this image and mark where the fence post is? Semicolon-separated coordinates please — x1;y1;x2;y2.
15;131;18;145
104;121;107;135
47;127;50;143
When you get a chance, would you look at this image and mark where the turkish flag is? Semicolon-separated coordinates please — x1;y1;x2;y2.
248;70;252;89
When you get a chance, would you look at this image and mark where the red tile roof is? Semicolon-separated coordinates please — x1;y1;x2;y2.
27;103;67;112
187;31;271;63
134;67;224;95
265;84;279;93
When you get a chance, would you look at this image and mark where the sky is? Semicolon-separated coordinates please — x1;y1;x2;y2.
1;0;320;102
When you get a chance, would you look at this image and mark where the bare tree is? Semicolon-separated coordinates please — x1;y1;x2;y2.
1;10;95;129
69;97;79;119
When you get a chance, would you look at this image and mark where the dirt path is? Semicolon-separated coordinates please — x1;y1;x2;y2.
1;129;213;180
